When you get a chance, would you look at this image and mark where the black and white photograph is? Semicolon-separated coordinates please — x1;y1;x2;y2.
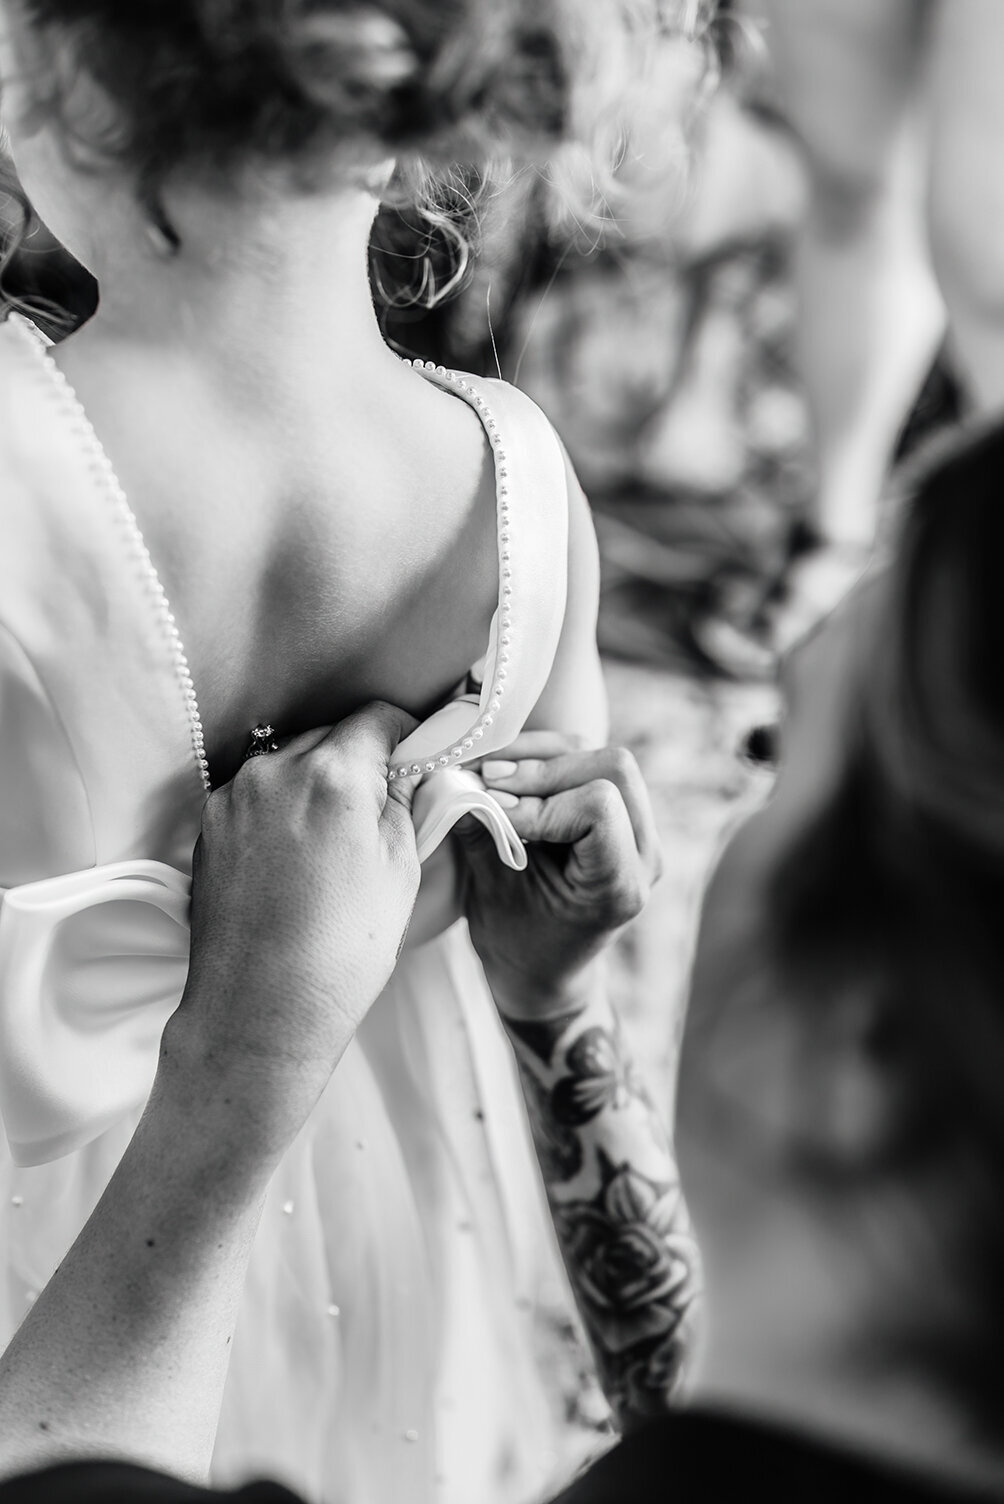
0;3;1000;1502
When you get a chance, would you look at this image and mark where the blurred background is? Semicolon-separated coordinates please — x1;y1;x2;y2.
0;0;970;1453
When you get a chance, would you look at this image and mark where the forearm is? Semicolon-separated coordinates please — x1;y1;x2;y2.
498;970;701;1431
0;1039;278;1483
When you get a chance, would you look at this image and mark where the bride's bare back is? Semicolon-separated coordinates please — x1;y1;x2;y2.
55;320;502;786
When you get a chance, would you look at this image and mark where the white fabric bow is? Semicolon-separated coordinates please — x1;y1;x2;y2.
0;772;524;1167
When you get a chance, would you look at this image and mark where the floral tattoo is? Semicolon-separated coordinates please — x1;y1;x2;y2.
507;1001;701;1429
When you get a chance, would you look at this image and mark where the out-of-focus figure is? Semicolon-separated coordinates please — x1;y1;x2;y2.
751;0;1004;645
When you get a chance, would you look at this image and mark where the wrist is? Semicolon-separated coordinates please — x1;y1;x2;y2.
151;1013;300;1185
487;956;607;1025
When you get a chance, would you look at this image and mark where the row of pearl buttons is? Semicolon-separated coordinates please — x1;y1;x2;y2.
19;317;512;796
389;361;512;782
15;315;213;796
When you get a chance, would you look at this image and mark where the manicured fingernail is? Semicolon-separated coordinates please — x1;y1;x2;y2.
482;760;518;781
492;790;520;808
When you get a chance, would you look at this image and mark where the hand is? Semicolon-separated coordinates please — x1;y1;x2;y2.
456;733;661;1019
161;701;420;1154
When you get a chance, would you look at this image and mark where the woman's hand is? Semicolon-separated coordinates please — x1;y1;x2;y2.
456;732;662;1019
163;700;420;1155
0;702;423;1483
459;735;699;1427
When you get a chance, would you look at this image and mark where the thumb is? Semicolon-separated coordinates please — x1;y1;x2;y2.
333;699;420;763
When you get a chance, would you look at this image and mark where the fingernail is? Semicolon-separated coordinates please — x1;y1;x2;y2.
492;790;520;808
482;760;518;781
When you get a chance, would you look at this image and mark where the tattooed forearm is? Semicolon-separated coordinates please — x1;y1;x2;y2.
506;993;701;1431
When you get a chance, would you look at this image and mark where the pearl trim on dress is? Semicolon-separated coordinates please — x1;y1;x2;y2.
10;322;509;794
10;314;213;795
388;360;512;782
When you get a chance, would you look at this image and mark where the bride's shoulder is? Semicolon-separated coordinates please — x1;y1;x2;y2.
453;370;597;565
445;368;573;499
469;371;565;442
473;373;592;523
465;374;605;742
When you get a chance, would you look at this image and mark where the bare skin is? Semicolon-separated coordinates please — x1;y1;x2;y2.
467;735;701;1431
0;6;606;787
0;725;691;1480
0;704;421;1482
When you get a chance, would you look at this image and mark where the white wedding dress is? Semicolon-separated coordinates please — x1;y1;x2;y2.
0;314;590;1504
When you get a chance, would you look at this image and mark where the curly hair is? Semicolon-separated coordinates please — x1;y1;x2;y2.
2;1;716;316
13;1;708;185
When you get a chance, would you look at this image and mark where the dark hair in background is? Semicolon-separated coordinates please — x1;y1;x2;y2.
767;420;1004;1424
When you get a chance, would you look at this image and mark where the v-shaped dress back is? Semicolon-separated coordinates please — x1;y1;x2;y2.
0;315;588;1504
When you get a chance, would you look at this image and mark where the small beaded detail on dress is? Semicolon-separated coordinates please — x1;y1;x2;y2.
387;360;512;783
9;314;213;796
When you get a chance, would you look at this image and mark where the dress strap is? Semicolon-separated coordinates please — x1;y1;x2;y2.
390;369;569;775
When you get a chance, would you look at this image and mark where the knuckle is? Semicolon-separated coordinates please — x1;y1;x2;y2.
352;698;411;748
242;767;279;815
516;757;547;786
313;746;374;805
587;777;623;818
629;871;651;914
233;751;272;792
605;872;646;925
608;745;639;784
509;793;543;832
313;746;348;790
365;698;400;721
348;704;387;745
